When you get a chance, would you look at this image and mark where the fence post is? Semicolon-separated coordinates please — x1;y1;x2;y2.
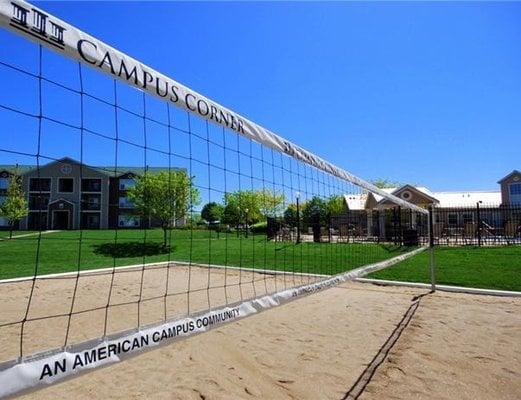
391;208;396;245
476;201;482;247
398;206;403;245
428;205;436;292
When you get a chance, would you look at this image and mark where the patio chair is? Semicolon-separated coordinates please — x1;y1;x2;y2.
338;225;349;243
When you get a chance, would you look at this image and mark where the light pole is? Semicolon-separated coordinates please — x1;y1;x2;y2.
296;192;301;244
477;201;482;246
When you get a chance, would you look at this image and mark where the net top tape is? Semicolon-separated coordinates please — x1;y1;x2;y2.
0;0;427;214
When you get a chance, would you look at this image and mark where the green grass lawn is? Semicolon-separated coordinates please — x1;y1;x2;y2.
367;246;521;292
0;229;410;280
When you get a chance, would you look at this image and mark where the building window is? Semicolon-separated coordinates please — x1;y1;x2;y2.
0;195;5;206
119;178;136;191
58;178;74;193
119;196;135;208
448;213;458;226
462;213;473;225
510;184;521;195
510;183;521;205
481;212;498;227
118;214;140;227
81;213;100;229
29;194;50;210
81;178;102;192
0;177;8;190
29;178;51;192
81;194;101;211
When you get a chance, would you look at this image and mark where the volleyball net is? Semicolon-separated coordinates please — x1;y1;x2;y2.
0;1;429;397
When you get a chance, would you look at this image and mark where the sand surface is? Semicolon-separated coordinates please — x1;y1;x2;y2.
0;264;313;360
1;266;520;399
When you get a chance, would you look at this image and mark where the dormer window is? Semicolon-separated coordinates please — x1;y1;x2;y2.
119;178;136;190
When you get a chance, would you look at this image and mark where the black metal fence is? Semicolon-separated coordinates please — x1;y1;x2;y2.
269;204;521;247
431;204;521;246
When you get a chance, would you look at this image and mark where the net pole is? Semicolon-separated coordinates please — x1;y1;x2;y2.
428;205;436;292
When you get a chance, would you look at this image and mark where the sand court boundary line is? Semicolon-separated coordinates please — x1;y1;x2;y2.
0;259;332;284
0;247;426;398
356;278;521;297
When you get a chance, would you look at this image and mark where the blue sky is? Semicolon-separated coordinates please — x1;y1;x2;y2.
1;1;520;193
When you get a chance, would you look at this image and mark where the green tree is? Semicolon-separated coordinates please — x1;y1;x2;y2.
302;196;328;227
222;190;263;227
283;203;298;226
327;195;346;216
201;202;224;223
222;202;241;227
0;171;28;239
258;189;285;217
371;179;404;189
127;170;200;247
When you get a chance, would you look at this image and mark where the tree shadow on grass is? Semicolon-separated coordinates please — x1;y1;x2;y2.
92;241;174;258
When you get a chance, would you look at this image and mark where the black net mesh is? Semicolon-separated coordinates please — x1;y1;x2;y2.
0;24;426;366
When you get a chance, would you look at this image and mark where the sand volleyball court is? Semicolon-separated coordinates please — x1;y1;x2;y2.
0;264;519;400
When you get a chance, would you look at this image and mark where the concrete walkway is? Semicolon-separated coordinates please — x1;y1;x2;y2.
0;230;59;241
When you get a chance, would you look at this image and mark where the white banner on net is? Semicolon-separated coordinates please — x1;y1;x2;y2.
0;247;427;398
0;0;426;214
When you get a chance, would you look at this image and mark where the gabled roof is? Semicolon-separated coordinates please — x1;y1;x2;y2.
347;185;502;209
343;193;367;211
498;170;521;183
21;157;108;177
376;185;439;205
432;191;501;207
0;157;184;177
